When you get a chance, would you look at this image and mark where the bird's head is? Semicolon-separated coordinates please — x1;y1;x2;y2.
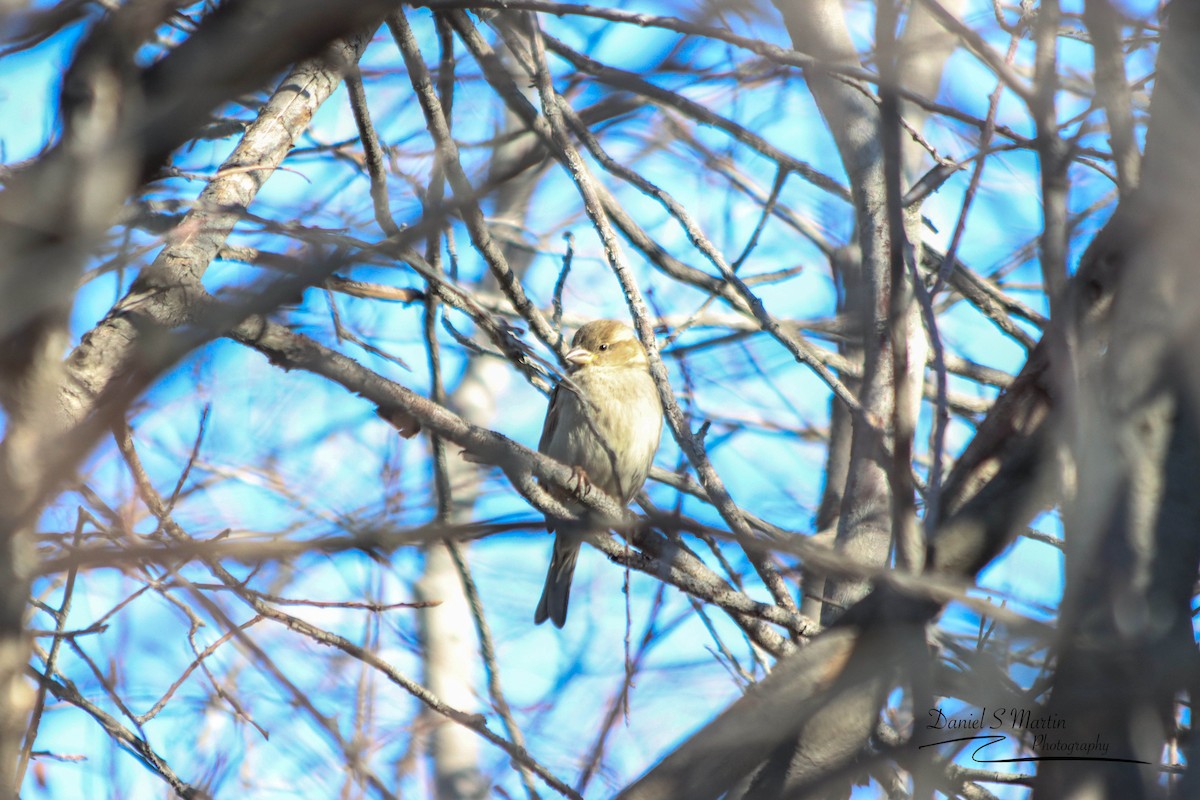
564;320;649;371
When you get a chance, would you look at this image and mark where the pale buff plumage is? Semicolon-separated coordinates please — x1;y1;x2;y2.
535;320;663;627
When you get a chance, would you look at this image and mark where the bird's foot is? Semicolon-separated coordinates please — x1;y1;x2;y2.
569;465;593;498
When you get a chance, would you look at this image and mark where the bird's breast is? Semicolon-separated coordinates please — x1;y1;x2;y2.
546;367;663;503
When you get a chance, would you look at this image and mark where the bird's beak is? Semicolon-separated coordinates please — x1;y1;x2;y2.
565;346;594;366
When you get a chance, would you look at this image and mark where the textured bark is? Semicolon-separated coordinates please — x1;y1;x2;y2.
774;0;896;631
741;0;943;793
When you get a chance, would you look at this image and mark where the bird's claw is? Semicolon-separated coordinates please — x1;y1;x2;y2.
569;466;592;498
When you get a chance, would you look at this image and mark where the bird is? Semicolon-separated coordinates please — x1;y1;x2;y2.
535;320;663;627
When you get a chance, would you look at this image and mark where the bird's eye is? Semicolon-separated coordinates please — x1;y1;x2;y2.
598;344;609;351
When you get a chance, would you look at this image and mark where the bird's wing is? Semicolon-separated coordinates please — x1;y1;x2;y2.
538;384;565;454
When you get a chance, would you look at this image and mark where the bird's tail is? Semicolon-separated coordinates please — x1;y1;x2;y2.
534;533;581;627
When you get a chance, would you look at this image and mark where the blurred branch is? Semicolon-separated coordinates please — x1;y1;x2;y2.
1082;0;1141;195
541;33;850;201
914;0;1034;104
613;0;1155;792
388;8;566;363
27;662;203;798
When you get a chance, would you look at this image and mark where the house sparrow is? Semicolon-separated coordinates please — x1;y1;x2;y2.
535;320;663;627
